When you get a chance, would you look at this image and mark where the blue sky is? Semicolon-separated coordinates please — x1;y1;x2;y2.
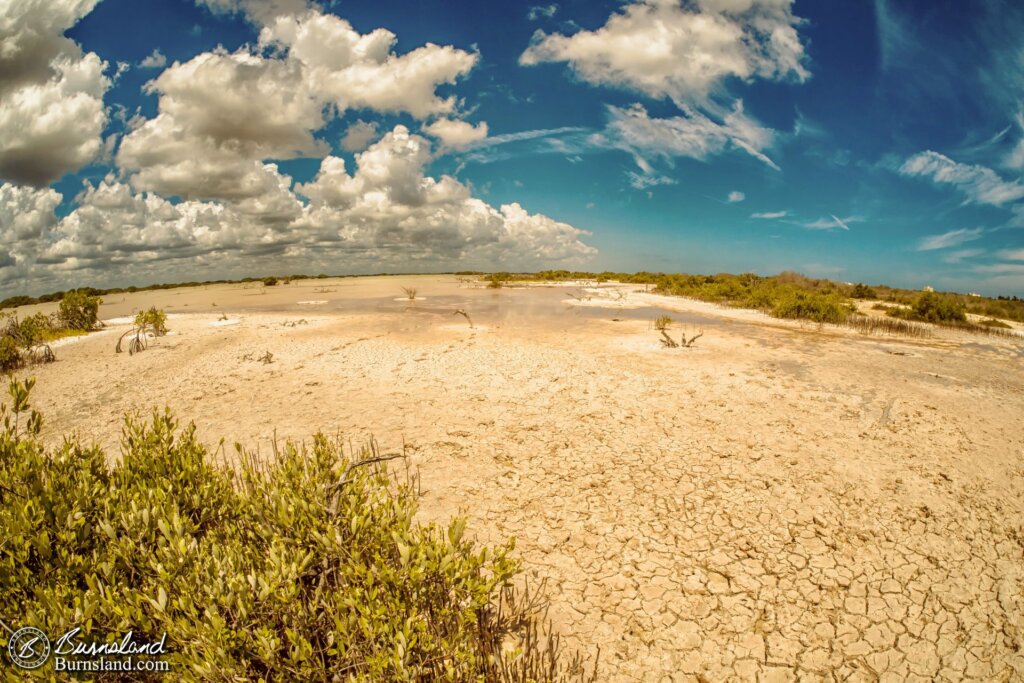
1;0;1023;296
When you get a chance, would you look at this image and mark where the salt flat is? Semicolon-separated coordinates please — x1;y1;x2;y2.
19;274;1024;681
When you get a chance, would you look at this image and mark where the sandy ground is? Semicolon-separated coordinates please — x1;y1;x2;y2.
12;275;1024;682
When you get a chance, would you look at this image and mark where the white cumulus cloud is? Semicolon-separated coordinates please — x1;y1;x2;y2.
6;126;597;290
340;120;379;152
118;9;479;200
422;118;489;148
520;0;808;105
0;0;111;186
296;126;596;265
139;49;168;69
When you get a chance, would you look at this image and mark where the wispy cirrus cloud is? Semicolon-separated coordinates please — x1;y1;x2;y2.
899;151;1024;206
998;248;1024;261
751;210;787;219
942;248;985;264
797;214;862;231
916;227;985;251
627;171;675;190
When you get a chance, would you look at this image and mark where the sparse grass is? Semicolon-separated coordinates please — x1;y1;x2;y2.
843;316;932;338
942;321;1021;338
37;327;89;343
0;376;597;682
979;318;1012;329
401;286;418;300
653;315;673;331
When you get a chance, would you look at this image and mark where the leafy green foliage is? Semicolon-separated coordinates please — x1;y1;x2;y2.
57;290;101;331
649;272;853;324
911;291;967;323
0;378;593;682
0;312;58;370
135;307;169;337
487;273;509;289
850;283;877;299
0;334;21;372
889;291;967;323
16;312;54;346
118;307;169;355
262;277;279;287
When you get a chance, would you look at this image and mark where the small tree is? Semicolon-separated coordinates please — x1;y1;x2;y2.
135;307;168;336
116;307;168;355
58;290;100;330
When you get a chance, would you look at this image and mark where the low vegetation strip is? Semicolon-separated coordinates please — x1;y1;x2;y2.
504;271;1022;337
0;378;594;682
0;290;101;372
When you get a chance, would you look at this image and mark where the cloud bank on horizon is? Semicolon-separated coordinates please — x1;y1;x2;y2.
0;0;1023;295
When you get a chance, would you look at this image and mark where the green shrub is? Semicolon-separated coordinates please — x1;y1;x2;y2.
889;291;967;324
769;288;850;324
17;312;53;345
262;276;278;287
135;307;169;337
913;291;967;323
0;378;592;682
0;335;21;372
57;290;100;330
850;283;877;299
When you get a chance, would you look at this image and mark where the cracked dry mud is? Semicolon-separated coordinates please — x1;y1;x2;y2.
21;276;1024;681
